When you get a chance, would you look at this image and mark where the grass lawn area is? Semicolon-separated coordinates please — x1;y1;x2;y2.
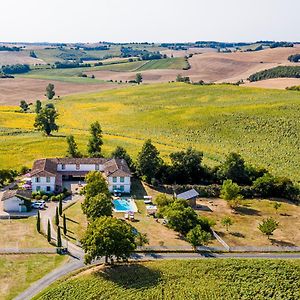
0;217;51;248
0;254;67;300
62;200;87;243
198;198;300;247
34;259;300;300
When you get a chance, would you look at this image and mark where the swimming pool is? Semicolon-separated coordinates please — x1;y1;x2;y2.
113;198;138;212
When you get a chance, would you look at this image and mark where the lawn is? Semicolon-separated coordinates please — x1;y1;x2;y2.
62;192;192;247
0;217;51;248
0;83;299;182
198;198;300;247
0;254;66;300
62;199;87;243
34;259;300;300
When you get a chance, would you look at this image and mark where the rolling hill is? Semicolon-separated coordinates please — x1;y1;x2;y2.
0;83;299;182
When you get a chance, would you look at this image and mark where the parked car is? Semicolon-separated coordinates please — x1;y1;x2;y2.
31;201;45;209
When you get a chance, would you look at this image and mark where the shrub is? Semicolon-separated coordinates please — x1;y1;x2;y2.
42;195;48;201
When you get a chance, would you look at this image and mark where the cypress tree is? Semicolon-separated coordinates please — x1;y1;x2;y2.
63;213;67;235
57;227;62;248
36;210;41;233
47;219;51;243
59;198;63;216
55;207;59;226
87;121;103;157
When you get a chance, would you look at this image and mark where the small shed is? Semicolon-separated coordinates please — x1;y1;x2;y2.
1;190;31;212
176;189;199;207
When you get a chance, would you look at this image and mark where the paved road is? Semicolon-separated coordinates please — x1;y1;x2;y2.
40;195;85;259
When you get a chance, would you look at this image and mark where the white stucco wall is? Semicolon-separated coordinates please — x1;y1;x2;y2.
57;164;104;172
3;196;24;212
31;176;56;192
108;176;131;193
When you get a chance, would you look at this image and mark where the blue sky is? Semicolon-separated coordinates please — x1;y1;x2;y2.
1;0;299;43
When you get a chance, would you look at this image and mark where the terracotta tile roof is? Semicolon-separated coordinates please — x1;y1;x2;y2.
30;157;132;182
103;158;132;177
30;159;57;177
56;158;108;164
1;189;32;201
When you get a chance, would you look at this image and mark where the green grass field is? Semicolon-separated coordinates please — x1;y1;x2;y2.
20;57;186;83
0;254;66;300
0;83;299;181
34;259;300;300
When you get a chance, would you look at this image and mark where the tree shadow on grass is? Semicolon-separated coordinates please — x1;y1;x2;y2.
235;206;261;216
270;238;296;247
67;217;79;224
97;264;162;289
131;179;148;199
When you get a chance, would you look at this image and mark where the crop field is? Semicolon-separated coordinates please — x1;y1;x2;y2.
136;57;188;71
0;83;299;181
34;46;122;64
0;78;119;105
0;254;66;300
34;259;300;300
0;51;45;66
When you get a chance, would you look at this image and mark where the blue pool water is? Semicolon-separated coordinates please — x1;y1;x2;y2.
113;198;137;212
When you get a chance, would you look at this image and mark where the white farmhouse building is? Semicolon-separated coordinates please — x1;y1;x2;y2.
1;190;31;212
30;158;132;194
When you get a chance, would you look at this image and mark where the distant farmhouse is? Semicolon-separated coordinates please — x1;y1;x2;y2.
30;158;132;194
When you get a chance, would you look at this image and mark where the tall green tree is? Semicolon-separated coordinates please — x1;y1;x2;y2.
82;193;112;221
20;100;29;112
164;200;198;235
63;213;67;235
81;216;136;264
84;171;110;199
46;83;55;100
55;207;59;226
135;73;143;84
169;147;204;184
34;105;59;135
35;100;42;113
220;179;241;201
87;121;103;157
186;225;211;249
57;227;62;248
218;153;249;184
47;219;51;243
258;218;279;239
136;139;162;183
36;210;41;233
58;198;63;216
111;146;134;170
66;135;81;158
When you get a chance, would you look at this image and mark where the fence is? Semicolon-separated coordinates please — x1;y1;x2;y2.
0;248;56;254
